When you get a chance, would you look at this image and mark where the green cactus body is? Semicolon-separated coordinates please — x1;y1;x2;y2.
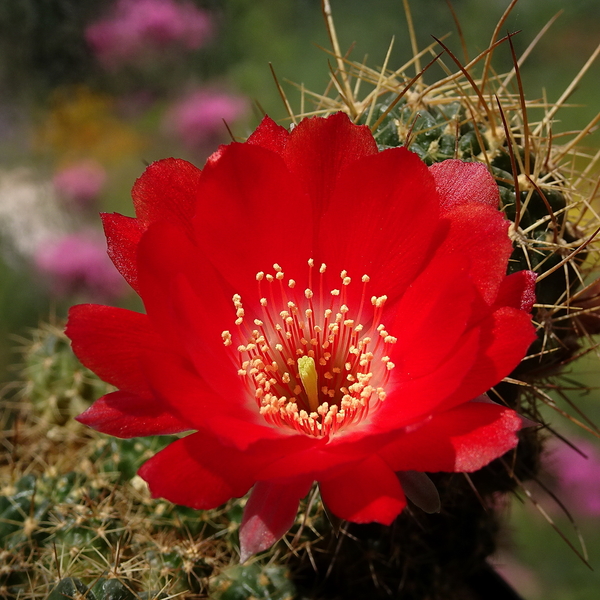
209;564;296;600
89;437;176;483
0;475;52;550
47;577;94;600
19;324;111;426
360;101;489;164
90;578;136;600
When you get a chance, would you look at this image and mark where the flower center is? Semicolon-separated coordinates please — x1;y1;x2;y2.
221;260;396;438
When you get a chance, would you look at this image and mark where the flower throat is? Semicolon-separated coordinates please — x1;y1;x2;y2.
221;259;396;437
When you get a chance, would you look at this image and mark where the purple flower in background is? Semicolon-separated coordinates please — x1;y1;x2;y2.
547;437;600;516
86;0;213;69
34;231;126;301
53;160;107;208
163;89;247;151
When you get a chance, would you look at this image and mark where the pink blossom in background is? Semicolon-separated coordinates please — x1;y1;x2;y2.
53;160;107;208
86;0;213;69
164;89;247;151
547;437;600;516
34;231;126;301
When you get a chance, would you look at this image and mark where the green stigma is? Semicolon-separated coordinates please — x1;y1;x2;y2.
297;355;319;413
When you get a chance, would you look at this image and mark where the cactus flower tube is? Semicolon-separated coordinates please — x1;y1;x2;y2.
66;112;536;560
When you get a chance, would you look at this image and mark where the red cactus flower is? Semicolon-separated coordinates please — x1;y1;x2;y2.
66;112;537;560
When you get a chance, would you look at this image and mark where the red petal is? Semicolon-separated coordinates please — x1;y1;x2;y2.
246;115;289;154
132;158;201;235
136;222;254;410
101;213;144;294
66;304;163;396
138;432;259;509
429;160;499;211
435;306;536;413
239;479;312;562
379;401;522;472
388;248;476;378
317;146;442;303
255;438;364;481
373;325;482;429
283;112;378;215
441;203;512;306
203;413;300;450
319;454;406;524
102;159;204;295
494;270;537;311
76;390;190;438
139;347;275;446
377;304;534;430
192;142;312;295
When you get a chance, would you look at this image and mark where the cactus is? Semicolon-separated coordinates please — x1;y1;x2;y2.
46;577;91;600
360;100;483;163
45;577;168;600
42;565;297;600
16;322;110;427
0;437;224;598
209;564;296;600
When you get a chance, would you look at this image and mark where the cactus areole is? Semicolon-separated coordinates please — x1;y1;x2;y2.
66;112;537;560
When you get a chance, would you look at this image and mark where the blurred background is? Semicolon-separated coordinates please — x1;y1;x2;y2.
0;1;598;598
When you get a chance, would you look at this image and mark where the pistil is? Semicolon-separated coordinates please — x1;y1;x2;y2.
297;356;319;412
